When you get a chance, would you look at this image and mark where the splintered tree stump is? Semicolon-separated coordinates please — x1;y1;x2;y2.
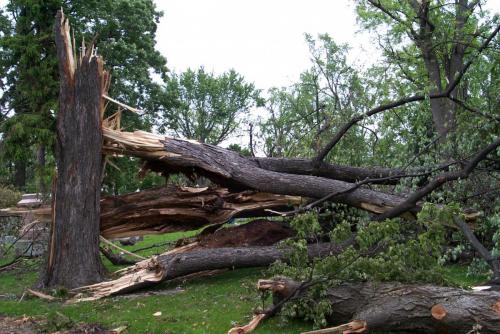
44;10;109;288
260;278;500;334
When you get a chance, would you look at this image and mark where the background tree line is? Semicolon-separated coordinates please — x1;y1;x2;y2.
0;0;260;196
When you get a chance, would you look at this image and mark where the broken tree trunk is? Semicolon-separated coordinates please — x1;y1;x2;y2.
249;278;500;334
72;242;349;300
102;130;416;216
44;10;109;288
1;187;303;239
100;186;303;238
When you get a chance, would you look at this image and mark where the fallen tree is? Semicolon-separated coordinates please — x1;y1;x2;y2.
102;129;415;216
100;219;295;266
228;278;500;334
100;186;303;238
1;187;303;239
72;241;350;300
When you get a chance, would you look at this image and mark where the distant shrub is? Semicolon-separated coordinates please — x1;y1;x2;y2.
0;185;21;208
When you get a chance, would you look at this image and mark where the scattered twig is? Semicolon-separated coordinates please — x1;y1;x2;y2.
25;288;56;301
131;240;173;253
100;246;137;265
102;95;142;114
99;236;146;260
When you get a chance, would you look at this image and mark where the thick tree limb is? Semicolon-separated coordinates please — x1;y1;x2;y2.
72;242;350;300
100;186;304;238
103;129;413;216
250;278;500;334
252;157;407;184
454;216;500;282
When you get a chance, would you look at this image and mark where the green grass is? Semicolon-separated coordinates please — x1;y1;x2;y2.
443;264;489;287
0;268;309;333
0;232;310;333
0;232;491;334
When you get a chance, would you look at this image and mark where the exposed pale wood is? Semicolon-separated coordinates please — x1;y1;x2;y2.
99;236;146;260
25;288;56;301
228;314;266;334
301;321;367;334
102;94;142;113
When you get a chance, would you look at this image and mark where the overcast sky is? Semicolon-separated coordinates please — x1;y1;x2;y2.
154;0;377;91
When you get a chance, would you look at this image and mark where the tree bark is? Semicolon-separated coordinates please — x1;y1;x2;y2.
261;278;500;334
37;145;47;196
100;186;303;238
252;157;405;184
72;242;349;300
44;10;110;288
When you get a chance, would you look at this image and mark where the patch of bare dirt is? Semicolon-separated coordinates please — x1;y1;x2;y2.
0;316;109;334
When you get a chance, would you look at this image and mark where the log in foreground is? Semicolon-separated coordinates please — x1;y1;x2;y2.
230;278;500;334
72;242;348;301
103;129;416;216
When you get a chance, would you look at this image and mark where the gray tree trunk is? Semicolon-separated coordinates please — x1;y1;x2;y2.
43;10;109;288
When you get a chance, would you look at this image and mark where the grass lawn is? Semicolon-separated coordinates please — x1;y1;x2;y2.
0;232;489;334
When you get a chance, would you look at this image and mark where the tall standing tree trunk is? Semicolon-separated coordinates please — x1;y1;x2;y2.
43;10;110;288
412;0;456;138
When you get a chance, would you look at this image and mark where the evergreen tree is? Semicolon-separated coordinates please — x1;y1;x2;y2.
0;0;170;194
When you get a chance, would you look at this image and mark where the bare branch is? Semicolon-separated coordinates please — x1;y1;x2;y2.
314;23;500;163
377;137;500;220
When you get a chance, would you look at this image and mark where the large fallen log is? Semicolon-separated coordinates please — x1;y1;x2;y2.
102;129;415;215
249;278;500;334
72;242;350;300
